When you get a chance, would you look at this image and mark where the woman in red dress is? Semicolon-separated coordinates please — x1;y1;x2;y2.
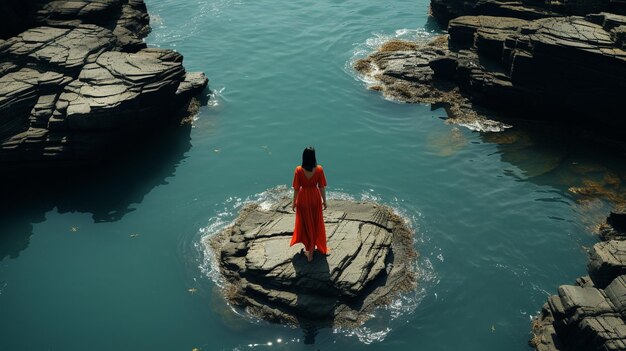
290;146;328;262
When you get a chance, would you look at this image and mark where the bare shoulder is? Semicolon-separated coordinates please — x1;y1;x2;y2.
317;165;323;171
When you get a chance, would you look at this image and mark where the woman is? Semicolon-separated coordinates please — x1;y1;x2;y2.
290;146;328;262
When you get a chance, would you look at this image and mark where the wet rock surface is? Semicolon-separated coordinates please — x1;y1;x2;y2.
207;198;417;328
0;0;207;172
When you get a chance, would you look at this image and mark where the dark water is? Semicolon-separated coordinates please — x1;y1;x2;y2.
1;1;625;350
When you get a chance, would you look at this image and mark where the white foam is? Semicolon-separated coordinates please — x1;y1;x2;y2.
457;120;512;133
206;86;225;109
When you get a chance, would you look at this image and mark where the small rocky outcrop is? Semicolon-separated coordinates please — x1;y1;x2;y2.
0;0;207;172
354;37;512;132
206;198;417;328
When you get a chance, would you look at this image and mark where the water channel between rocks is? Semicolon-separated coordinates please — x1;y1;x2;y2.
1;1;625;350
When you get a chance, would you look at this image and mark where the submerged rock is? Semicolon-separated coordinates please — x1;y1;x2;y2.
206;198;417;328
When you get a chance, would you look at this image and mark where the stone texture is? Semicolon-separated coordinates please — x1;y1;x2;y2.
589;241;626;289
34;0;150;51
57;49;186;130
0;25;118;73
207;198;418;327
0;0;208;170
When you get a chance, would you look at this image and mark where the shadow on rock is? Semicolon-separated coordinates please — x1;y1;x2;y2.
291;251;335;344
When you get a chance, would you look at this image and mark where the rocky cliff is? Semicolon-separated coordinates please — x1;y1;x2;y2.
0;0;208;172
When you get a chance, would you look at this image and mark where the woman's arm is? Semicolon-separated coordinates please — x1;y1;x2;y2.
292;188;299;211
320;186;327;210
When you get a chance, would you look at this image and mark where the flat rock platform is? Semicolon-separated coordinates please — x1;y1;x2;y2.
206;198;418;328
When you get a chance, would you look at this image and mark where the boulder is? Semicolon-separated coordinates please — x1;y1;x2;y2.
0;69;40;141
56;49;186;130
207;198;417;327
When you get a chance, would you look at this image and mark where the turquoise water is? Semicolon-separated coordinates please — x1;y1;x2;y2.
1;0;625;350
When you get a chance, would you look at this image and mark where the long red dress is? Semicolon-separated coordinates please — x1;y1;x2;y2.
290;165;328;254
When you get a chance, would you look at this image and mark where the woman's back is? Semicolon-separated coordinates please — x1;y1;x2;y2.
291;148;328;261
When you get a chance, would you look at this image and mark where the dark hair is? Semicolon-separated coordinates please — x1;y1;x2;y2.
301;146;317;171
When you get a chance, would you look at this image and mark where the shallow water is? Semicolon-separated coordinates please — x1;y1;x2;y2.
1;1;626;350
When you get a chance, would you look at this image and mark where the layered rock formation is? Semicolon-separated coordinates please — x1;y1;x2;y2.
207;198;417;328
355;12;626;134
531;214;626;351
0;0;207;172
431;0;626;26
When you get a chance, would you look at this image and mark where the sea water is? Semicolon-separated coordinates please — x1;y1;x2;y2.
1;0;625;350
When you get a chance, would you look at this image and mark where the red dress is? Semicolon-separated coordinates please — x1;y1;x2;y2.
290;165;328;254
